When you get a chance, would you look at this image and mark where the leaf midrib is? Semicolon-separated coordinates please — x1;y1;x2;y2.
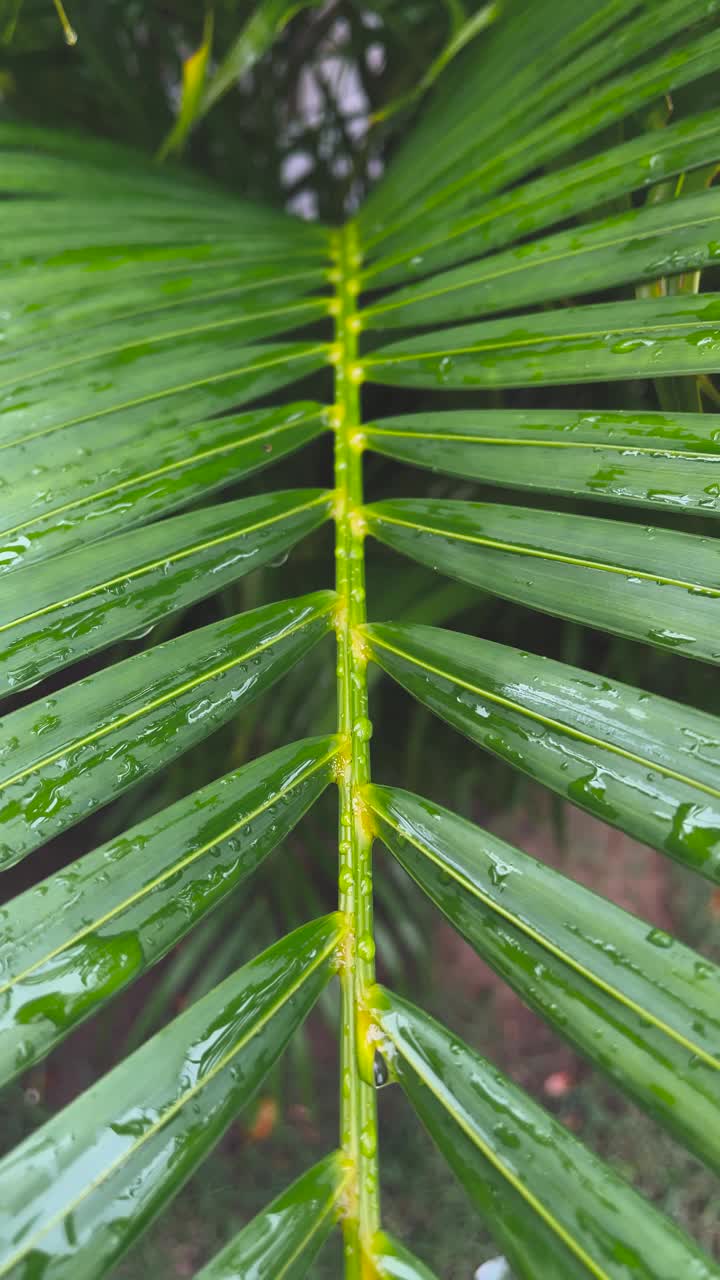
3;264;327;349
369;799;720;1070
0;492;330;635
0;344;330;453
365;424;720;461
273;1166;348;1279
0;409;328;542
378;1008;611;1280
365;508;719;595
0;297;329;391
0;742;339;997
0;921;342;1277
365;314;720;365
364;630;720;802
360;115;720;280
363;205;720;318
0;597;335;793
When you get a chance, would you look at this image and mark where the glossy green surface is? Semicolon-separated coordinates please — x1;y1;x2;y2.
363;622;720;878
0;124;327;248
0;294;329;393
359;0;678;235
4;11;720;1272
0;736;338;1085
367;785;720;1171
364;500;720;664
360;5;720;246
364;191;720;328
1;402;328;571
364;409;720;517
195;1151;347;1279
363;109;720;286
372;1231;440;1279
0;260;328;346
0;592;335;867
366;295;720;391
369;989;720;1280
0;915;343;1279
0;490;332;693
0;334;329;453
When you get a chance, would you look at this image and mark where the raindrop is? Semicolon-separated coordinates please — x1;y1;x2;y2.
489;861;513;889
353;716;373;742
359;1124;377;1157
357;934;375;961
646;927;673;949
373;1050;390;1088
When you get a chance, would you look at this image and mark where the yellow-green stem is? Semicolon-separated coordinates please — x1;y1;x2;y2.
331;221;380;1276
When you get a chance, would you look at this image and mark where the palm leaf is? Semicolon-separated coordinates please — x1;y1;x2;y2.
363;409;720;517
194;1151;348;1279
369;988;718;1280
0;737;338;1083
3;2;720;1275
0;914;343;1277
365;784;720;1171
363;622;720;879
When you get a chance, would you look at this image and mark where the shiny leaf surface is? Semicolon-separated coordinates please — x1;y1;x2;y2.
1;402;328;571
363;622;720;878
366;784;720;1170
363;109;720;287
0;490;332;694
0;260;328;348
364;500;720;663
365;294;720;390
364;192;720;328
0;592;335;867
0;335;329;453
364;409;720;517
0;284;328;382
369;989;720;1280
359;0;667;234
0;915;344;1279
360;7;720;247
5;10;720;1272
372;1231;440;1279
0;736;339;1084
195;1151;348;1279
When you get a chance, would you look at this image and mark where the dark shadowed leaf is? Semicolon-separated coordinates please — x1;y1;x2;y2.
195;1151;348;1279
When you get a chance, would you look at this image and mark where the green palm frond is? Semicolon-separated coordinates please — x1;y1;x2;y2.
2;2;720;1277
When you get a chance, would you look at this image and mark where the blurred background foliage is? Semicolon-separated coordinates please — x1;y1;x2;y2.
1;3;720;1274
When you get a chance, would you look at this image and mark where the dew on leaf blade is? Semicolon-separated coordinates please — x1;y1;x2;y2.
646;927;674;949
373;1050;390;1088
